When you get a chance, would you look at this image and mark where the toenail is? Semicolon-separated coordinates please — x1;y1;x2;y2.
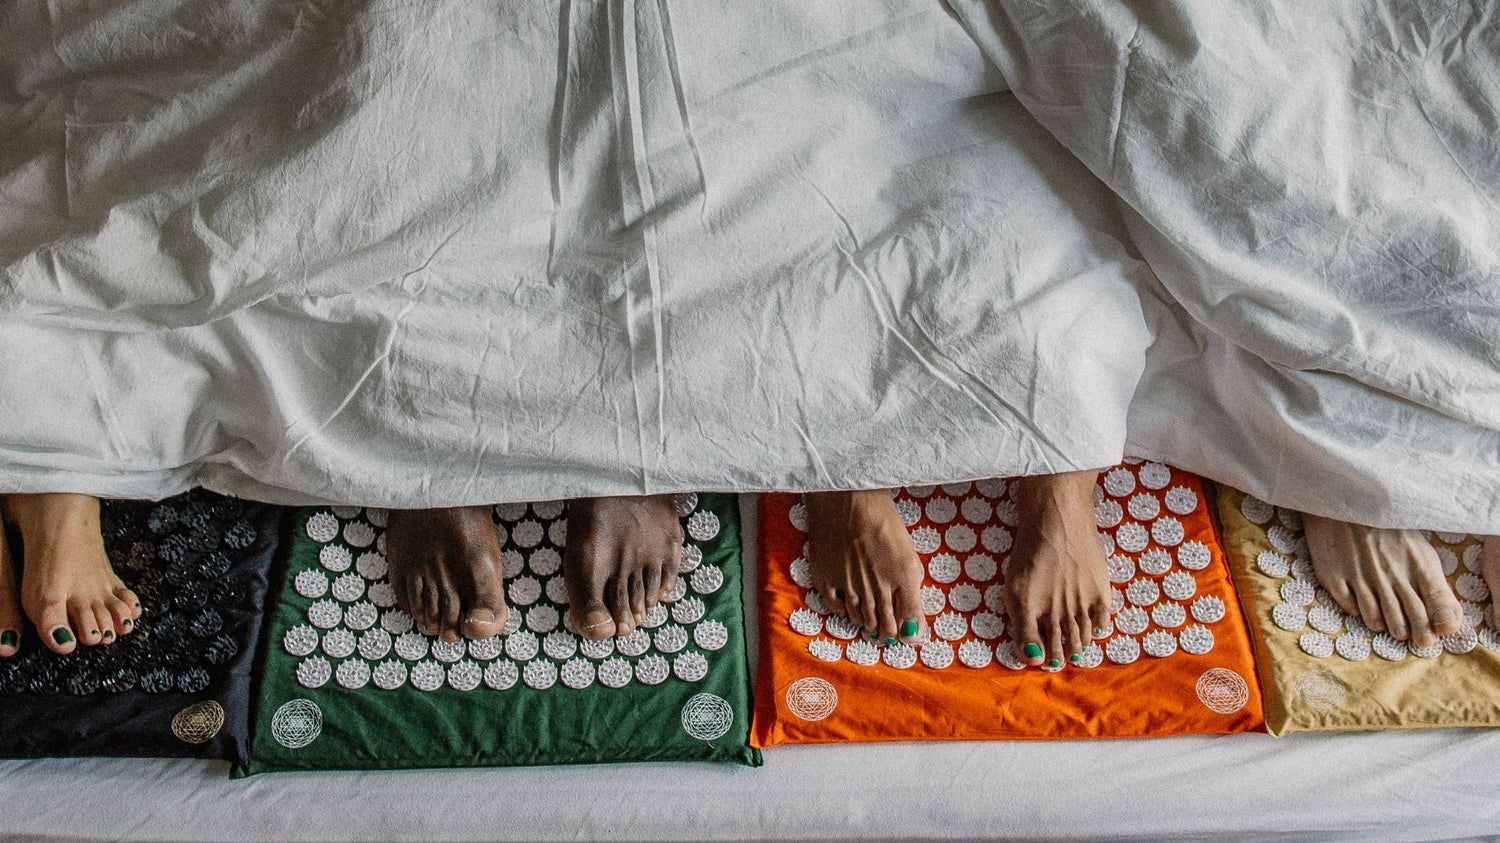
1048;658;1060;668
0;630;16;648
1023;642;1043;659
103;631;114;640
52;628;73;645
1433;608;1458;626
900;619;918;638
1094;627;1105;636
123;619;131;627
883;637;896;646
1069;653;1080;663
465;609;496;625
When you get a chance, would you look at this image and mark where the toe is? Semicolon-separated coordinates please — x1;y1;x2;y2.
91;603;118;645
1375;586;1408;642
1088;595;1112;640
642;561;664;609
106;599;134;638
1065;613;1088;665
1006;595;1045;666
1354;585;1387;635
628;571;646;627
437;591;462;643
115;586;143;620
37;602;76;654
1482;536;1500;629
1042;617;1066;671
607;574;635;636
70;602;103;647
1324;582;1361;621
892;585;926;645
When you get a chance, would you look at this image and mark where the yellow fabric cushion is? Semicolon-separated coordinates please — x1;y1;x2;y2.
1218;487;1500;735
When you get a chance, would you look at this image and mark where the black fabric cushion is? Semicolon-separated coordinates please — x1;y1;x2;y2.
0;491;284;763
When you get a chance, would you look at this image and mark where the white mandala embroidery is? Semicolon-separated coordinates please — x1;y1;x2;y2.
271;699;323;748
785;678;838;721
681;692;734;739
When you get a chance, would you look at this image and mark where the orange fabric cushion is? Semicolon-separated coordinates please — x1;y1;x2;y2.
752;463;1265;745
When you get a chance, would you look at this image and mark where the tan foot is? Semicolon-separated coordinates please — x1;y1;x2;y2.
563;495;683;641
385;506;508;642
3;494;142;655
1004;471;1113;669
1480;535;1500;629
0;509;20;657
804;490;928;645
1303;514;1461;649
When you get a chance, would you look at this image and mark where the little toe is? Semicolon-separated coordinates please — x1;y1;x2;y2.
115;587;143;620
1088;596;1112;640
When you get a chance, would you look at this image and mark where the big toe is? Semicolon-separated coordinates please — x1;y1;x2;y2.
35;603;76;654
462;606;505;640
571;601;617;640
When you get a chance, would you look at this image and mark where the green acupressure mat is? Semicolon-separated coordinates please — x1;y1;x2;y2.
239;494;759;774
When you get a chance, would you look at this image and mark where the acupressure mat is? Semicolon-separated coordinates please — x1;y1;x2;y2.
242;494;758;774
0;491;280;763
1219;488;1500;735
753;462;1264;745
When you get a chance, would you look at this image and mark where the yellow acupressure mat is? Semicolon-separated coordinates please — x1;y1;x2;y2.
1219;487;1500;735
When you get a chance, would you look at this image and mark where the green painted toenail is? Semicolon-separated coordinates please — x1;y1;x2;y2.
1094;627;1105;636
883;637;896;646
1048;658;1060;668
1023;642;1042;659
123;619;132;627
900;619;918;638
52;628;73;645
0;631;15;648
1070;653;1080;663
103;631;114;640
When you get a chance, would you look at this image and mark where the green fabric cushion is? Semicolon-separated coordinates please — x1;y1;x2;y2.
239;495;758;774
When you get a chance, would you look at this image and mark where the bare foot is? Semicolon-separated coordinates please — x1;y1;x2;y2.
385;506;508;642
562;495;683;641
1303;515;1461;648
2;494;141;654
1478;535;1500;629
804;490;928;645
0;508;19;656
1004;471;1113;669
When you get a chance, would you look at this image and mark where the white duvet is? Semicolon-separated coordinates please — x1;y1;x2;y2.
1;1;1495;532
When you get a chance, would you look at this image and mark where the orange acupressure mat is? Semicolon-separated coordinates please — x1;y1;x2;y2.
752;462;1266;746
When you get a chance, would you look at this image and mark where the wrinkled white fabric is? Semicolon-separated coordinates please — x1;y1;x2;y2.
2;1;1496;532
0;0;1152;506
953;0;1500;532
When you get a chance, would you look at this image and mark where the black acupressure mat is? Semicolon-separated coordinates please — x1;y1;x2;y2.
0;491;284;763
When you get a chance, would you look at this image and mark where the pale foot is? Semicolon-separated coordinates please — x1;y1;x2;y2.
1303;514;1461;649
804;490;928;645
385;506;508;642
3;494;142;655
0;508;19;656
562;495;683;640
1478;535;1500;629
1004;471;1113;669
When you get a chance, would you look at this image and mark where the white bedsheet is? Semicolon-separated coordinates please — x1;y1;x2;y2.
2;1;1497;533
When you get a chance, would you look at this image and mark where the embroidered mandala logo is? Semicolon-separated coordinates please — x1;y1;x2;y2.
680;692;734;741
785;677;838;721
1292;669;1347;710
1195;668;1249;715
170;700;226;744
270;698;323;749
